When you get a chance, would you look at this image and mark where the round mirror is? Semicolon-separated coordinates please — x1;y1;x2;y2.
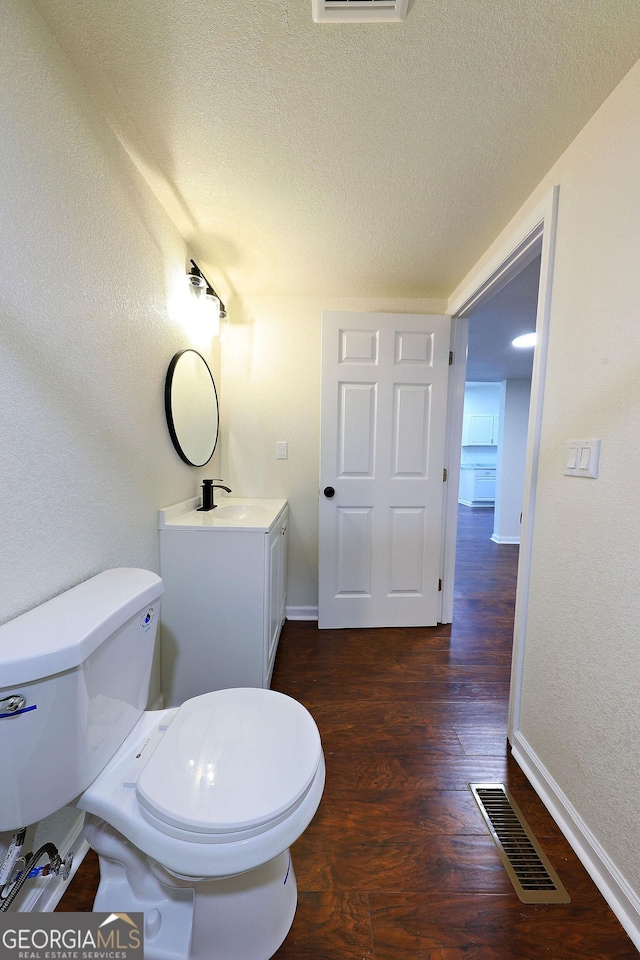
165;350;219;466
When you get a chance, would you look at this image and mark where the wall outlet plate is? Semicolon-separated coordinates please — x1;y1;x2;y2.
564;439;600;478
277;441;288;460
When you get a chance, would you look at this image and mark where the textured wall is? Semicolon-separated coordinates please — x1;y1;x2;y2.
450;61;640;895
0;0;219;871
221;296;446;611
1;0;220;632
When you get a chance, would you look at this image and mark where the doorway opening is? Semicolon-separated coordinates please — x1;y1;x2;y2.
453;256;540;665
442;186;559;742
460;255;539;540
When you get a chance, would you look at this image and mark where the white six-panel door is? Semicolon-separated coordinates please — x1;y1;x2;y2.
318;311;451;628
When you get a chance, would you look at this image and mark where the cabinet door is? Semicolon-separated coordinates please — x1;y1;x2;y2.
277;514;288;628
265;511;288;682
463;414;495;445
473;475;496;500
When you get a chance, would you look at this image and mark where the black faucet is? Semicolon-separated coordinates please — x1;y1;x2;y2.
197;479;233;511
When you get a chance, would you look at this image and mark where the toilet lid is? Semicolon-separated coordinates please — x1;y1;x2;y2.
135;688;322;837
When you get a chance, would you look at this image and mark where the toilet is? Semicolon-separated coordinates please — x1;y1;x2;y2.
0;568;324;960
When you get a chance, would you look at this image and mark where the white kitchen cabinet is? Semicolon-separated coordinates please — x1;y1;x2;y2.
459;467;496;506
158;498;288;706
473;469;496;501
462;413;499;446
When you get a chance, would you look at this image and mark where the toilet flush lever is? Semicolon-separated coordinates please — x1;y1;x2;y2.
0;695;36;719
0;695;26;713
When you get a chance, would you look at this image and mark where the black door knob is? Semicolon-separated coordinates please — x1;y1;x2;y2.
323;486;335;499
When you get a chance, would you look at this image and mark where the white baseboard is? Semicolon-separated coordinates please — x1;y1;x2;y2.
286;605;318;621
490;534;520;544
458;499;494;508
511;730;640;951
17;818;89;913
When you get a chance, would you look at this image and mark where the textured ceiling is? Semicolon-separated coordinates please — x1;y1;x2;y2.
32;0;640;298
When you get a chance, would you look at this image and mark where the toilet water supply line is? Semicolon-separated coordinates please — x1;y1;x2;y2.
0;829;73;912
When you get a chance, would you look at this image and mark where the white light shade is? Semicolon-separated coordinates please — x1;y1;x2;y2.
203;290;221;336
511;332;536;348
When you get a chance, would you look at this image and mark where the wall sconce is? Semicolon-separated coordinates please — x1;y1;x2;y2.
187;260;227;336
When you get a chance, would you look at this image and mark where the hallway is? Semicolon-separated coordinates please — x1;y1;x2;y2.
57;507;637;957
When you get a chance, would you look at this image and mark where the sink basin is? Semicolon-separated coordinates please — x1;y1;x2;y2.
213;503;272;522
159;497;287;532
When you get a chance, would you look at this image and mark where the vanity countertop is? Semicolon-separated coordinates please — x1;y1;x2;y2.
460;463;496;470
159;497;288;532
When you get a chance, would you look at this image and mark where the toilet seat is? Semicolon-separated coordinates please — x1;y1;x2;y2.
136;688;322;843
78;690;326;878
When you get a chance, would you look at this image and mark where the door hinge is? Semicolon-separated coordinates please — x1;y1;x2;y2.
438;578;442;592
443;468;447;482
449;351;454;365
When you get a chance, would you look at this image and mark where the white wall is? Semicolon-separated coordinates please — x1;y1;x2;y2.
462;382;500;419
221;296;446;614
0;0;219;898
492;379;531;543
449;60;640;917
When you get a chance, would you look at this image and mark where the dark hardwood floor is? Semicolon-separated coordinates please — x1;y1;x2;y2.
57;505;638;958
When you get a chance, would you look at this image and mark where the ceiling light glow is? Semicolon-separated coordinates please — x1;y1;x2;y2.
512;333;536;348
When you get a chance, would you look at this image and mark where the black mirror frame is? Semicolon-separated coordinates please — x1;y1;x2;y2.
164;349;219;467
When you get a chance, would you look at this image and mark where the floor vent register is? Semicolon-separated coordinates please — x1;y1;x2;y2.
469;782;571;904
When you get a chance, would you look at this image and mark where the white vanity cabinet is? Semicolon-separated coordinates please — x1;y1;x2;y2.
158;498;288;706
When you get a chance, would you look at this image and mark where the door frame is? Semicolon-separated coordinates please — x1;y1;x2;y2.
441;186;559;743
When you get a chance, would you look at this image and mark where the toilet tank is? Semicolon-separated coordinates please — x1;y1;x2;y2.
0;568;163;831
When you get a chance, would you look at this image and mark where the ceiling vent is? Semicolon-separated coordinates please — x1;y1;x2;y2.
312;0;408;24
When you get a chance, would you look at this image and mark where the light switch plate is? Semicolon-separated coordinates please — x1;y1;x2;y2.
564;439;600;478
